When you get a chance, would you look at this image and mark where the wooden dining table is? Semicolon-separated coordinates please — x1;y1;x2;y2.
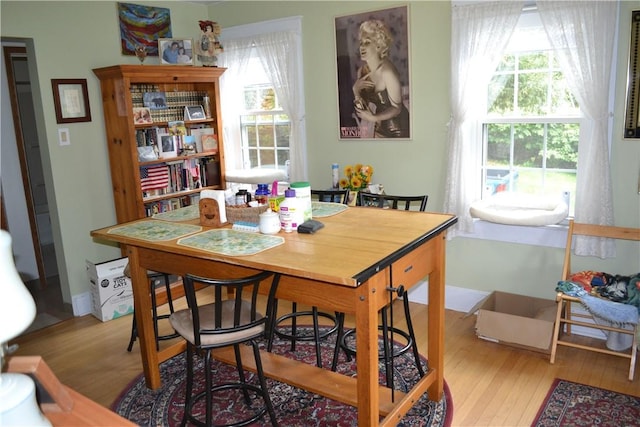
90;205;456;426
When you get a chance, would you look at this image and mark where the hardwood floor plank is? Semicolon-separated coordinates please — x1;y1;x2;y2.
12;298;640;426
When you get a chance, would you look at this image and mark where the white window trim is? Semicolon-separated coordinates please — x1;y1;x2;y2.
458;219;569;248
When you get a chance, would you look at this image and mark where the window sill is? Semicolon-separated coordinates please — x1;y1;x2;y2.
458;218;569;248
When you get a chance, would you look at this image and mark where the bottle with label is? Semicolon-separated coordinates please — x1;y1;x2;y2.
290;181;312;221
279;189;302;232
255;184;270;205
332;163;339;189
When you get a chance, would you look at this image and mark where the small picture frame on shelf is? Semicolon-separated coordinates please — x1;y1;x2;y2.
201;133;218;152
133;107;152;124
184;105;206;121
181;135;197;155
143;92;167;110
158;134;177;159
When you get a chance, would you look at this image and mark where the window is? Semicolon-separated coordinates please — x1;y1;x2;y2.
219;16;306;182
240;80;290;171
480;13;580;216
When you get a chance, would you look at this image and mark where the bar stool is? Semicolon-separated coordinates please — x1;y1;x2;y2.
170;271;280;426
335;193;429;387
126;270;180;352
266;189;349;369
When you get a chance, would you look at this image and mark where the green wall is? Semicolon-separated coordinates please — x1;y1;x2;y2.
1;1;638;307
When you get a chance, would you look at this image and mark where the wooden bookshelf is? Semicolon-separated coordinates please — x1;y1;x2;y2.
92;65;227;224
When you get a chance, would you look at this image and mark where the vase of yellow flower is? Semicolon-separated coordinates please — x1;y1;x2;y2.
339;164;374;206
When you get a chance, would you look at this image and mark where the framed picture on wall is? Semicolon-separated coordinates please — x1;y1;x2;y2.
335;5;411;140
118;2;171;56
158;38;194;65
51;79;92;124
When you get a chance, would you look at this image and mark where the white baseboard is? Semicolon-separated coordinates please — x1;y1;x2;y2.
407;281;489;313
72;292;92;317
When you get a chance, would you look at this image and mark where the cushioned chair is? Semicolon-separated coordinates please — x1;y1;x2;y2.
268;189;348;369
337;193;429;387
126;269;180;352
170;270;280;427
550;220;640;381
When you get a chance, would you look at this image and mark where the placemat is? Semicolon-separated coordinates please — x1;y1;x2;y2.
177;229;285;256
152;205;200;222
312;201;349;217
107;220;202;241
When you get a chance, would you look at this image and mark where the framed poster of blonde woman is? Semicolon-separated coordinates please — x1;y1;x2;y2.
335;5;411;140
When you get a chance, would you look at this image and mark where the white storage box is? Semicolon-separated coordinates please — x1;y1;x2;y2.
86;257;133;322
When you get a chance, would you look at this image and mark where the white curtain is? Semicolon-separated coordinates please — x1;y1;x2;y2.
218;38;253;171
218;22;307;183
538;0;618;258
444;1;524;238
254;31;307;182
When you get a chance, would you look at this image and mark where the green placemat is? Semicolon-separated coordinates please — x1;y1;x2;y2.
312;201;349;217
107;220;202;241
177;229;285;256
152;205;200;222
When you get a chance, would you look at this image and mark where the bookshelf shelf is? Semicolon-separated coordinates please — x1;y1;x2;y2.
93;65;227;224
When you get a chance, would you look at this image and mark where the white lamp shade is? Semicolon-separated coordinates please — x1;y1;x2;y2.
0;230;36;343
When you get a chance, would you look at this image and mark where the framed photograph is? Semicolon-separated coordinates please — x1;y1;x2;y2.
159;38;194;65
335;6;411;140
133;107;152;124
157;133;177;159
118;2;171;56
184;105;206;121
143;92;167;109
51;79;92;124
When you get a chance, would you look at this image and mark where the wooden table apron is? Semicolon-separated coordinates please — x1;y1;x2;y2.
91;208;456;426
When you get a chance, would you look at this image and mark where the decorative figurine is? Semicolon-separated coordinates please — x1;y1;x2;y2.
134;45;148;64
195;20;223;67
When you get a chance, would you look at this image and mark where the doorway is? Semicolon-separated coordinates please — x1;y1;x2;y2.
2;44;72;332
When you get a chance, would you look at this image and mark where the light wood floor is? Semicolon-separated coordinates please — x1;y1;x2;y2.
12;297;640;426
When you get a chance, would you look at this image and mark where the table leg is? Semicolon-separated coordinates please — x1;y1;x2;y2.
427;234;445;399
355;272;387;426
126;247;162;389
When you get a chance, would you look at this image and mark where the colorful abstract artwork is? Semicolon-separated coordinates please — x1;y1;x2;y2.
118;2;172;56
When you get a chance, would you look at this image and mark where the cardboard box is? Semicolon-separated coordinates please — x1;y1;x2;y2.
86;257;133;322
466;291;557;353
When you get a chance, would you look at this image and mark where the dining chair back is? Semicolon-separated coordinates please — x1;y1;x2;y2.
170;270;281;426
358;192;428;211
311;189;349;204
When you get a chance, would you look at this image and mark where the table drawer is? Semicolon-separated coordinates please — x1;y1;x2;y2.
390;243;431;289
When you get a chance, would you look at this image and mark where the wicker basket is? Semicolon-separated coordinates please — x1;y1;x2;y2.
225;204;269;224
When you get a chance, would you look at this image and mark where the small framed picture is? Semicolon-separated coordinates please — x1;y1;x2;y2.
158;38;194;65
184;105;206;121
157;133;177;159
133;107;152;124
51;79;91;124
143;92;167;109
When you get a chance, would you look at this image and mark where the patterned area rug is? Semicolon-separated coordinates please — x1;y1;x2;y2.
532;378;640;427
113;326;453;426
